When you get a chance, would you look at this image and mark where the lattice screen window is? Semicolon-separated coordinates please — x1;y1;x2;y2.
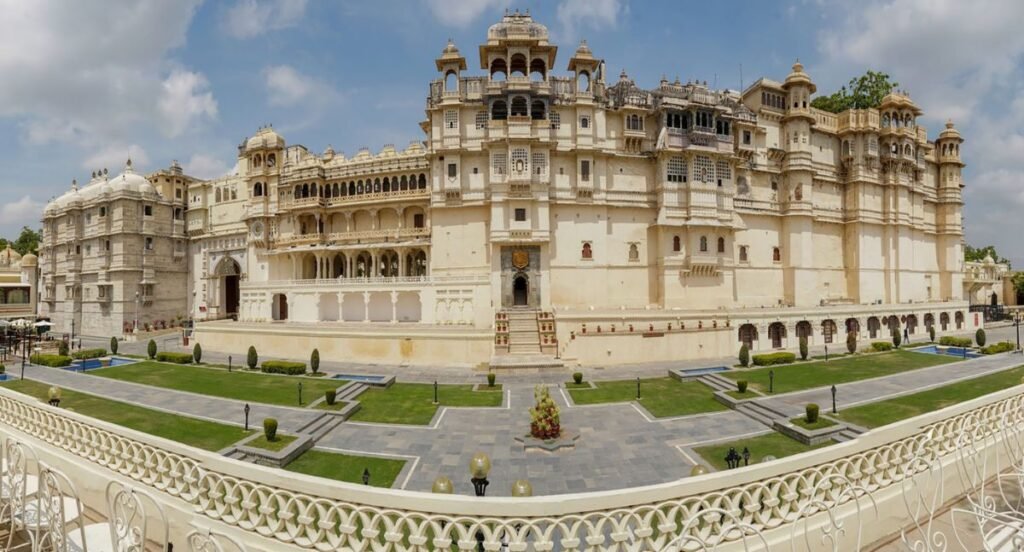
667;156;687;183
444;110;458;129
694;155;715;182
549;112;561;129
532;152;547;176
475;111;488;129
511;148;529;175
491;152;507;175
716;160;731;186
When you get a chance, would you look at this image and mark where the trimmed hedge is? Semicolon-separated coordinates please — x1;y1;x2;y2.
980;341;1015;355
71;348;106;360
736;380;748;393
805;403;820;424
30;354;72;367
871;342;894;352
325;389;337;405
939;336;972;348
738;344;750;367
260;360;306;375
0;364;5;374
976;329;987;347
572;372;583;384
155;352;194;364
752;352;796;366
263;418;278;441
110;337;119;355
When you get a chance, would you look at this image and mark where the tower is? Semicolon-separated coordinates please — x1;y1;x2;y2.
935;120;965;301
779;61;817;305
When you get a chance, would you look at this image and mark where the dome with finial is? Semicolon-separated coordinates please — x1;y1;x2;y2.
487;9;549;41
435;39;467;71
575;39;593;56
983;254;995;264
783;59;816;92
0;245;22;266
245;125;285;151
939;119;962;141
20;252;37;267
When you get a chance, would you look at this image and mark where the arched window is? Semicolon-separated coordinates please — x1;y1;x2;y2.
489;58;507;80
444;70;458;92
491;100;507;121
400;175;408;190
577;71;590;93
267;153;276;167
529;58;546;81
531;100;546;120
383;177;391;193
581;242;592;259
772;247;781;262
302;183;309;198
842;140;851;156
348;182;355;195
628;243;639;261
737;176;749;195
230;188;237;200
253;182;263;197
739;246;748;262
672;236;681;252
373;178;381;193
771;179;778;191
717;237;725;253
699;236;708;252
253;154;263;167
215;188;222;202
882;114;890;127
509;54;527;77
418;174;427;189
510;96;528;117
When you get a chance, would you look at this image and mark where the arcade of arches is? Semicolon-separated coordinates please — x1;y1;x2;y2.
736;309;970;351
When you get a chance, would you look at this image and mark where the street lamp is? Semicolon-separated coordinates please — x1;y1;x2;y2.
361;468;370;485
244;403;250;431
298;382;303;405
1015;313;1021;353
636;377;641;400
831;385;838;414
769;369;774;394
469;452;491;497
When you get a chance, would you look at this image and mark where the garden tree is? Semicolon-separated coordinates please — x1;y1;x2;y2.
892;328;902;348
193;343;202;363
810;70;899;114
529;385;561;440
964;245;1010;266
58;340;69;357
310;348;320;374
2;227;42;255
110;337;118;354
738;344;750;367
928;325;936;343
976;328;987;347
799;336;808;360
846;331;857;355
1010;272;1024;300
147;339;157;359
247;346;258;369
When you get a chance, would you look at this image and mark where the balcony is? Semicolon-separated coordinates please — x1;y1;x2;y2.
276;227;430;248
681;254;723;277
665;128;732;153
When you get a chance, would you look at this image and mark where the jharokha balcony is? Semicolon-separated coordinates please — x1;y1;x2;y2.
275;226;430;248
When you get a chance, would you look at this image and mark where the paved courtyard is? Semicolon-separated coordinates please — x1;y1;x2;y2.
6;325;1020;495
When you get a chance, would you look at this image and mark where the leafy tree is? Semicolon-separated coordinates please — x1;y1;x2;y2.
9;226;41;255
738;344;750;367
193;343;203;364
928;325;936;343
892;329;902;349
976;329;987;348
799;336;808;361
846;331;857;355
310;348;320;374
1012;272;1024;300
964;245;1010;267
247;346;258;370
110;337;118;355
810;70;899;114
58;340;69;357
147;339;157;359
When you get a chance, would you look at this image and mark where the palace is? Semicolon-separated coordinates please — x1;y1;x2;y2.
37;12;975;366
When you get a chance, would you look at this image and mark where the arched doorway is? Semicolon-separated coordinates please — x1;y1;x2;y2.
215;257;242;319
513;275;529;307
768;322;786;349
738;324;758;349
867;316;880;338
272;294;288;321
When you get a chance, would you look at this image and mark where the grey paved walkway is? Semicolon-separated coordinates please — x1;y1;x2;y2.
16;363;323;433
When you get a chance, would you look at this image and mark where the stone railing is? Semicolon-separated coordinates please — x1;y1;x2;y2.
1;381;1022;550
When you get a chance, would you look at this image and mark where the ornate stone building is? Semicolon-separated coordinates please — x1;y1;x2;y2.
0;246;37;322
41;13;976;364
38;161;195;337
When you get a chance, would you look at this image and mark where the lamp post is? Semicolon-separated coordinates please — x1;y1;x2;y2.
469;452;491;497
1016;313;1021;353
228;355;232;372
433;380;439;405
636;377;641;400
824;344;829;362
244;403;250;431
298;382;303;406
361;468;370;486
769;369;774;394
742;447;750;467
70;318;75;345
831;385;837;414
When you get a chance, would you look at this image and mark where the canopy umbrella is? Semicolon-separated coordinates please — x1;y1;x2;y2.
33;321;52;327
0;320;10;328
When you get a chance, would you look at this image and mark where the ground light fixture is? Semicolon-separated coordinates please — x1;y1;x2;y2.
689;465;708;476
47;386;61;407
469;452;491;497
431;476;454;494
362;468;370;485
510;479;533;497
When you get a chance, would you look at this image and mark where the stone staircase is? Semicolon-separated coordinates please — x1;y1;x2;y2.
832;425;867;443
698;373;736;393
507;309;542;354
491;308;563;369
735;400;791;427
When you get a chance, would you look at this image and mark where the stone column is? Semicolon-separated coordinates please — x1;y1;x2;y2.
390;291;398;323
362;291;370;322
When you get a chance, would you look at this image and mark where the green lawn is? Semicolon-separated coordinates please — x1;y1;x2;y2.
91;361;344;407
567;377;727;418
348;383;503;425
1;379;251;451
724;350;958;394
790;416;837;430
285;449;406;487
246;434;297;452
694;432;829;471
837;365;1024;428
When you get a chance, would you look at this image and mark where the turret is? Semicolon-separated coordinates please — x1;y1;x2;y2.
436;40;467;94
567;40;600;95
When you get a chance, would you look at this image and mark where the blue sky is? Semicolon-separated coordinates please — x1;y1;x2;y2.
1;0;1022;266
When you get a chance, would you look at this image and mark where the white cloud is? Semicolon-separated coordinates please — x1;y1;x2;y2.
813;0;1024;266
556;0;625;41
0;196;45;227
158;69;218;138
184;153;234;179
263;65;339;107
82;144;150;174
223;0;308;39
0;1;209;145
424;0;510;28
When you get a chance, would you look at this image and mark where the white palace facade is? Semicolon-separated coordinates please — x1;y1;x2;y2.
39;13;975;366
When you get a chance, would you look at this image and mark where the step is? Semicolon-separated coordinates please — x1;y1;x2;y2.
698;374;736;392
490;353;564;370
335;382;368;403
